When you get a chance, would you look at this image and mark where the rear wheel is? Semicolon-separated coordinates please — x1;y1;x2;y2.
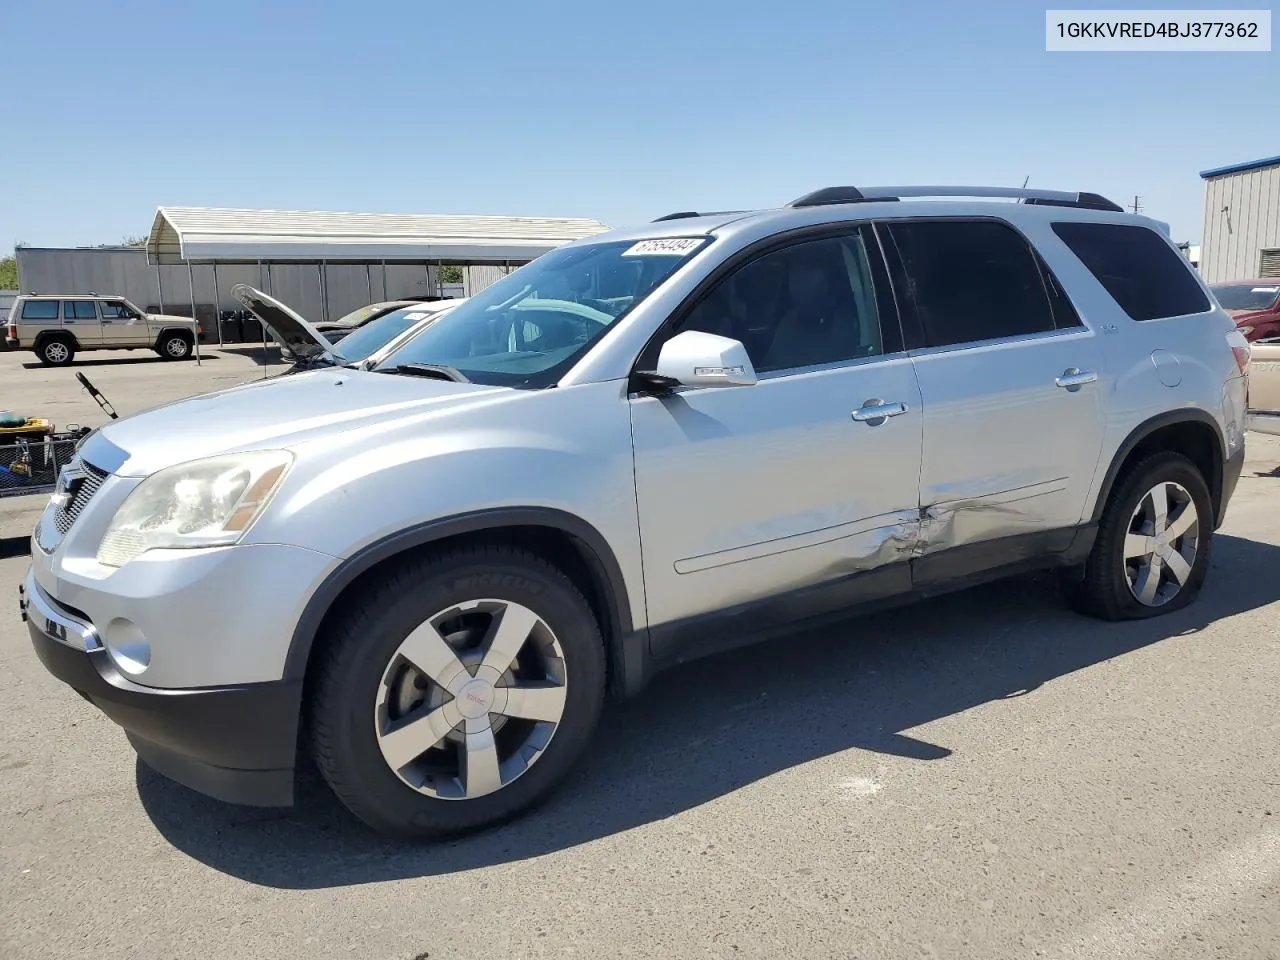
157;332;191;360
1066;452;1213;620
309;544;606;838
38;337;75;367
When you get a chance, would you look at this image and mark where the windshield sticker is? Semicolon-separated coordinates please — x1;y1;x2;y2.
621;238;706;257
1251;287;1279;294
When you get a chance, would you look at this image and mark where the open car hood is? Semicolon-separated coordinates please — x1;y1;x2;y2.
231;284;337;362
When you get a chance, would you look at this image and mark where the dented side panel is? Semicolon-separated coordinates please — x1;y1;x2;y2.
631;353;924;627
907;327;1109;557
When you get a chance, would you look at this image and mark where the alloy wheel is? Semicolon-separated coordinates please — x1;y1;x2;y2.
374;599;568;800
1123;480;1199;607
45;342;70;363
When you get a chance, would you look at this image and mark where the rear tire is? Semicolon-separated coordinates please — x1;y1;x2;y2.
38;337;75;367
157;332;192;360
1065;452;1213;620
309;544;606;839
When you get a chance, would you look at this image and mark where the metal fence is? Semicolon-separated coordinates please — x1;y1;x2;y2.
0;436;79;499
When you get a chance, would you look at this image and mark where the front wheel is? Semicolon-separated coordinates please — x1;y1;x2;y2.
1066;452;1213;620
309;544;606;838
157;333;192;360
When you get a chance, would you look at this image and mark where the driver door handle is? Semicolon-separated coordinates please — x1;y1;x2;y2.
852;399;909;424
1055;368;1098;390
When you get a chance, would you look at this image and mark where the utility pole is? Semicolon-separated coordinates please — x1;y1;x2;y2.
1131;195;1142;214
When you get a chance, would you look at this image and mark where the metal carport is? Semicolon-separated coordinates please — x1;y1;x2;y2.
143;206;611;359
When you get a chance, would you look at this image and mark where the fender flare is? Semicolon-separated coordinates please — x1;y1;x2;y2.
33;330;80;351
281;506;637;685
154;326;195;345
1089;409;1227;525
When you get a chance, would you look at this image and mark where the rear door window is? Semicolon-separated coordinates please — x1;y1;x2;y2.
65;301;99;320
1051;221;1210;321
882;219;1056;348
21;300;60;320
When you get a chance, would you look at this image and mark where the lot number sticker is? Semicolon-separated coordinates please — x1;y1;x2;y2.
622;238;706;257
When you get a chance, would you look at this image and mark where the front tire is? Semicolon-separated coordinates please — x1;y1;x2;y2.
157;333;192;360
1066;452;1213;620
309;544;606;839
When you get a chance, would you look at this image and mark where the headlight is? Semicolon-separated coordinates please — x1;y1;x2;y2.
97;451;292;567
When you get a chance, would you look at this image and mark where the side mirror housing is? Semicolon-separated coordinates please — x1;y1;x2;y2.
653;330;758;389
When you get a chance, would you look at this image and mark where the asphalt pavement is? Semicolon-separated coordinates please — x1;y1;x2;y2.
1;348;1278;959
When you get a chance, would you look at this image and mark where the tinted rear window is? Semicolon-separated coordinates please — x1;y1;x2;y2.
21;301;59;320
1051;222;1210;321
884;219;1056;348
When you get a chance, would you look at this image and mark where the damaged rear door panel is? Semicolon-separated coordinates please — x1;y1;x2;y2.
879;217;1108;584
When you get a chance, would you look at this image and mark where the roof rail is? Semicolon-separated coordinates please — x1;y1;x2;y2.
788;185;1124;213
651;210;746;222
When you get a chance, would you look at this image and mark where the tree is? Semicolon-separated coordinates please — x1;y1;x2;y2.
0;256;16;290
439;265;463;284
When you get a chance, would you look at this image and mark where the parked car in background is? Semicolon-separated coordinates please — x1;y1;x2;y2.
1246;337;1280;436
230;286;464;373
1210;280;1280;342
6;294;200;366
315;296;460;343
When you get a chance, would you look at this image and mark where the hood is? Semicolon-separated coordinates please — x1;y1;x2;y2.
231;284;336;362
83;368;504;477
146;312;198;326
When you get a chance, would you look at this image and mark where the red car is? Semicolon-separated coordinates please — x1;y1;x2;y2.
1211;279;1280;342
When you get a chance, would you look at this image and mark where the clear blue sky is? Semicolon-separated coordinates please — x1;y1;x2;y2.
3;0;1275;251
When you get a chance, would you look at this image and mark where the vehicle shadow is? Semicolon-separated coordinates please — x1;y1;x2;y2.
138;533;1280;889
0;535;30;560
20;355;220;370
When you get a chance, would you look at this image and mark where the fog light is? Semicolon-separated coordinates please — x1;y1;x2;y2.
104;618;151;676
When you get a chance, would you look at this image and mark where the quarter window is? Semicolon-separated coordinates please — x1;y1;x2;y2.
884;219;1056;348
675;230;886;374
1051;221;1210;321
20;301;60;320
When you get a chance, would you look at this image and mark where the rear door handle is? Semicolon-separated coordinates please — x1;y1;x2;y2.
852;399;909;425
1055;368;1097;391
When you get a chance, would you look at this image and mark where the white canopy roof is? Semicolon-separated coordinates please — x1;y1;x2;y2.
145;206;611;265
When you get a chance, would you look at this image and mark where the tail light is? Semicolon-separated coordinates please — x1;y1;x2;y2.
1226;329;1251;375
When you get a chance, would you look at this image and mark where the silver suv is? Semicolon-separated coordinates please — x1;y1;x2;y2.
6;294;199;365
21;186;1251;838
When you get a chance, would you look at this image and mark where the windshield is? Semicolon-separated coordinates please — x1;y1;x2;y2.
330;306;447;364
374;237;709;387
1211;283;1280;312
332;302;401;329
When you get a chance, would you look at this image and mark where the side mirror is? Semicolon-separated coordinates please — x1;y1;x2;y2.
654;330;757;388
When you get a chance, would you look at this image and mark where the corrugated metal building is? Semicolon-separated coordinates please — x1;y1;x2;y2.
15;207;611;340
1200;154;1280;282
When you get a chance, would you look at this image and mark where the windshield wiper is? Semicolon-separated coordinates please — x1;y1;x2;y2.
381;363;471;383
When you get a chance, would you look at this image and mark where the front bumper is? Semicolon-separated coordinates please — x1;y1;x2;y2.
22;571;300;806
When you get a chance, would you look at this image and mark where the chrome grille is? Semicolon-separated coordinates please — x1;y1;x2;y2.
53;460;109;535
